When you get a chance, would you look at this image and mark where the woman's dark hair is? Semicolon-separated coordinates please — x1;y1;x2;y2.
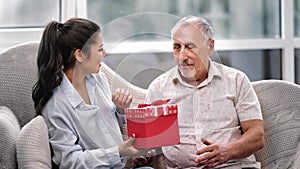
32;18;100;115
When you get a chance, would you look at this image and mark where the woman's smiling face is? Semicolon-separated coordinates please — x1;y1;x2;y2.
81;32;107;74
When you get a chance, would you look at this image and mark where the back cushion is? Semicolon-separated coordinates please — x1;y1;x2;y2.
0;106;20;169
0;42;39;127
252;80;300;168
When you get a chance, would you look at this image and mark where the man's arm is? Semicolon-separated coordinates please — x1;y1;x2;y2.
230;119;264;158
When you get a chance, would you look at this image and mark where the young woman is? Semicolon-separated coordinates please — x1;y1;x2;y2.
32;18;148;168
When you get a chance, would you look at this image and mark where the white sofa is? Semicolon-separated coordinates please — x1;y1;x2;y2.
1;42;300;169
0;42;147;169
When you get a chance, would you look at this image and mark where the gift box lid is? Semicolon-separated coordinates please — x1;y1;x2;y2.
125;104;178;119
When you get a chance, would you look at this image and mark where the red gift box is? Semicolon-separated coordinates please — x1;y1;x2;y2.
125;103;180;149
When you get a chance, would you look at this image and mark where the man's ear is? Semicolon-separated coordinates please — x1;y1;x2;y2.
208;39;214;49
208;39;215;55
73;49;82;62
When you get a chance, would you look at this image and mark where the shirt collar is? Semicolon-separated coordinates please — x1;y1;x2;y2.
206;60;222;83
60;73;96;108
172;60;222;88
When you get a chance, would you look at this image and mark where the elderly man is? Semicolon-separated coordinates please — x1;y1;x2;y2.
145;15;264;169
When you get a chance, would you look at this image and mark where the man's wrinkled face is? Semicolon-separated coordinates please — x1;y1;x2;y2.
172;22;214;80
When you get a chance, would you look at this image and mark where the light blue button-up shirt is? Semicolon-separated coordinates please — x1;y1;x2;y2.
42;72;125;169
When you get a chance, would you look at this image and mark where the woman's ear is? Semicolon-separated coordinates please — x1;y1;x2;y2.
74;49;83;62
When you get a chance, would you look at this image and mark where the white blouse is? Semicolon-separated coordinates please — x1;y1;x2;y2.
43;72;124;169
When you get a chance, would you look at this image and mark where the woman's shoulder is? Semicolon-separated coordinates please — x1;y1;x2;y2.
43;86;72;116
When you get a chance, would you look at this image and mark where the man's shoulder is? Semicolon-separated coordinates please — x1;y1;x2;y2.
212;61;247;78
149;66;177;87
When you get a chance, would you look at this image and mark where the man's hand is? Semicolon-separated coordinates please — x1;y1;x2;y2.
131;149;156;168
195;120;264;168
195;138;231;168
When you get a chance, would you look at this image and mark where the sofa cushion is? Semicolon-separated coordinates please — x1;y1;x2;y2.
252;80;300;168
0;42;39;127
0;106;20;169
17;116;51;169
293;147;300;169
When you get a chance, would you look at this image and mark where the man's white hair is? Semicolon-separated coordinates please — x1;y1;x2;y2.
171;15;214;40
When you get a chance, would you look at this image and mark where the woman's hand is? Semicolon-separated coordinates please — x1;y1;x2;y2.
118;134;148;158
112;88;132;110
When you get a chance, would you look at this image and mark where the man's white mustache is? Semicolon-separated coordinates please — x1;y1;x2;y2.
179;61;192;66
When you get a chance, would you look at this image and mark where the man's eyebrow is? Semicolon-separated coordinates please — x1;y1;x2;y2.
173;42;195;46
185;42;195;46
173;42;196;47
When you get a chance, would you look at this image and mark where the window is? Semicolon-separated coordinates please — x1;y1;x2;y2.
87;0;280;41
87;0;288;87
295;0;300;37
0;0;60;28
1;0;299;86
0;0;60;51
103;50;282;89
295;49;300;84
216;50;282;81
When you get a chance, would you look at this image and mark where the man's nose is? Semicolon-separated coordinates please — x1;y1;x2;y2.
179;47;188;61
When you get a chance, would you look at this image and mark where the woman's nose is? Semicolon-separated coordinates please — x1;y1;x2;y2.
102;50;107;57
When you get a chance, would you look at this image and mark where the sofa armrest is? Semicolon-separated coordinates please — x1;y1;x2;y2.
17;116;51;169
